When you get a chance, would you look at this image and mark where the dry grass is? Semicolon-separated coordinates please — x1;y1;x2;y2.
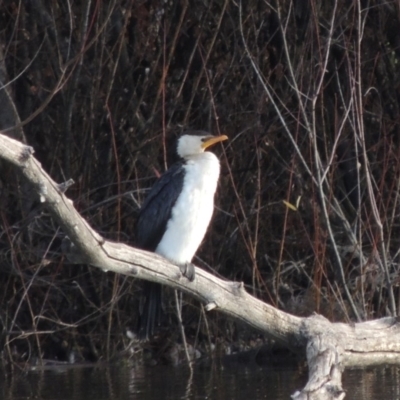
1;0;400;363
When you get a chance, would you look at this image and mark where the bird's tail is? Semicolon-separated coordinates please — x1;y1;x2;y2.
138;281;162;340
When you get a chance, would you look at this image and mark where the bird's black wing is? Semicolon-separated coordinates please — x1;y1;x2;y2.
136;162;185;340
136;162;185;251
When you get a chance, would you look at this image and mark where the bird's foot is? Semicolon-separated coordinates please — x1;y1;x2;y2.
179;262;195;282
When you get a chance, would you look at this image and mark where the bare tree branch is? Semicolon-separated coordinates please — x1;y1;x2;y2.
2;131;400;399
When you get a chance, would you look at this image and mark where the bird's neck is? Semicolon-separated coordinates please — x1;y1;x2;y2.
184;151;218;163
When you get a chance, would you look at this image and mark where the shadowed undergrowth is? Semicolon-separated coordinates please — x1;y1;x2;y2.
1;0;400;364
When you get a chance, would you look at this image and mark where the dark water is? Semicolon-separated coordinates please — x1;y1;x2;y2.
2;361;400;399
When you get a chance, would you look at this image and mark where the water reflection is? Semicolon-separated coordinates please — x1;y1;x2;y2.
343;366;400;399
1;361;400;399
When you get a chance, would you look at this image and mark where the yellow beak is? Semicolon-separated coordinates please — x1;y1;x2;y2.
201;134;228;150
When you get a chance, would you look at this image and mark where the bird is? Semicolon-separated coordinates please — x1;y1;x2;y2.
136;130;228;340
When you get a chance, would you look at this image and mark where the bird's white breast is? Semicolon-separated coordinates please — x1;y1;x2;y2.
155;152;220;265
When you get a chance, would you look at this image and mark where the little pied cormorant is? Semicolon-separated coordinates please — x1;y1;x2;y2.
136;130;228;340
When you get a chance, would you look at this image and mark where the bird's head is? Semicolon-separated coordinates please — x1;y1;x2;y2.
177;130;228;159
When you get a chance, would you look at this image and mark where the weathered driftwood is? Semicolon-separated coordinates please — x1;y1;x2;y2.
1;132;400;399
